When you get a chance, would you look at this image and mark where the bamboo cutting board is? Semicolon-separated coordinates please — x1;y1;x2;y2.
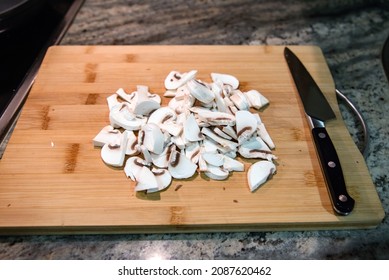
0;46;384;234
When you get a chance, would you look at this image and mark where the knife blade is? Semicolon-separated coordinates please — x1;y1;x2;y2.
284;47;355;215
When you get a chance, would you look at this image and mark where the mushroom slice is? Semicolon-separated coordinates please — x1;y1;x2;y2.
257;122;275;150
150;143;175;168
202;152;224;167
168;94;195;114
93;125;121;147
238;137;276;161
164;70;197;90
125;130;139;155
235;110;257;144
101;130;128;167
116;88;136;104
247;161;276;192
134;166;158;192
185;141;201;164
211;73;239;89
130;85;161;116
211;82;229;113
212;126;232;140
186;79;215;104
230;90;250;110
141;123;165;155
204;164;229;180
109;103;146;130
147;168;172;193
244;89;269;110
222;125;238;140
196;110;235;126
133;99;160;116
164;90;177;97
223;155;244;172
184;113;203;142
124;156;148;181
148;107;177;125
201;127;238;151
107;94;121;110
168;150;197;179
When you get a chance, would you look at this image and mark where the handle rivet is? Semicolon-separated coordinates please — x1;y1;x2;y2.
328;161;336;168
318;132;326;139
339;195;348;202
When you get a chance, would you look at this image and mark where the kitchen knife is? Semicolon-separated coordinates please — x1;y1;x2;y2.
284;47;355;215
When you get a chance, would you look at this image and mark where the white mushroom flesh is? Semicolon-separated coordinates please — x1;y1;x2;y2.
94;70;278;193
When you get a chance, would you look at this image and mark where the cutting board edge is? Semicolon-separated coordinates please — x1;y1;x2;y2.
0;45;384;234
0;219;382;235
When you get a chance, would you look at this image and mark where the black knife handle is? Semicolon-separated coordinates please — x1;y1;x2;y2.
312;127;355;215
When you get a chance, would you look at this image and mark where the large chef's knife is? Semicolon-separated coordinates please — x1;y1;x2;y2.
284;47;355;215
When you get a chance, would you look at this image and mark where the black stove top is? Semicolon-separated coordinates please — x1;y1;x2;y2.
0;0;84;151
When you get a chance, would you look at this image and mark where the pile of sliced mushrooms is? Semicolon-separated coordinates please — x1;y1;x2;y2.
93;70;277;193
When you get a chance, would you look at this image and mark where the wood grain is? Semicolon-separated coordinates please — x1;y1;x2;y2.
0;46;384;234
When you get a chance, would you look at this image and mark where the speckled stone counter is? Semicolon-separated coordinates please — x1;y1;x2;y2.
0;0;388;259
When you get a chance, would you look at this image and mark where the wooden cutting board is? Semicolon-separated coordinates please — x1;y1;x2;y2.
0;46;384;234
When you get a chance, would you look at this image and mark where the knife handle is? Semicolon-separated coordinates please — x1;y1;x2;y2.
312;127;355;215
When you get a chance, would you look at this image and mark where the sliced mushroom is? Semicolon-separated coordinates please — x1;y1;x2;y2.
185;141;201;164
124;156;149;181
141;123;165;155
125;130;139;155
186;79;215;103
150;144;174;168
107;94;121;110
164;70;197;90
184;113;203;142
211;82;230;114
196;110;236;126
201;152;224;167
168;93;195;114
201;127;238;151
147;168;172;193
116;88;136;104
212;126;232;140
257;122;275;150
109;103;146;130
244;89;269;110
93;125;121;147
134;166;158;192
221;125;238;140
235;110;257;144
247;161;276;192
168;149;197;179
204;164;229;180
230;90;250;110
238;136;277;161
101;130;128;167
211;73;239;89
223;155;244;172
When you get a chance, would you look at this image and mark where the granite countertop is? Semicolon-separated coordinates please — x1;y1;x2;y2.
0;0;388;259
